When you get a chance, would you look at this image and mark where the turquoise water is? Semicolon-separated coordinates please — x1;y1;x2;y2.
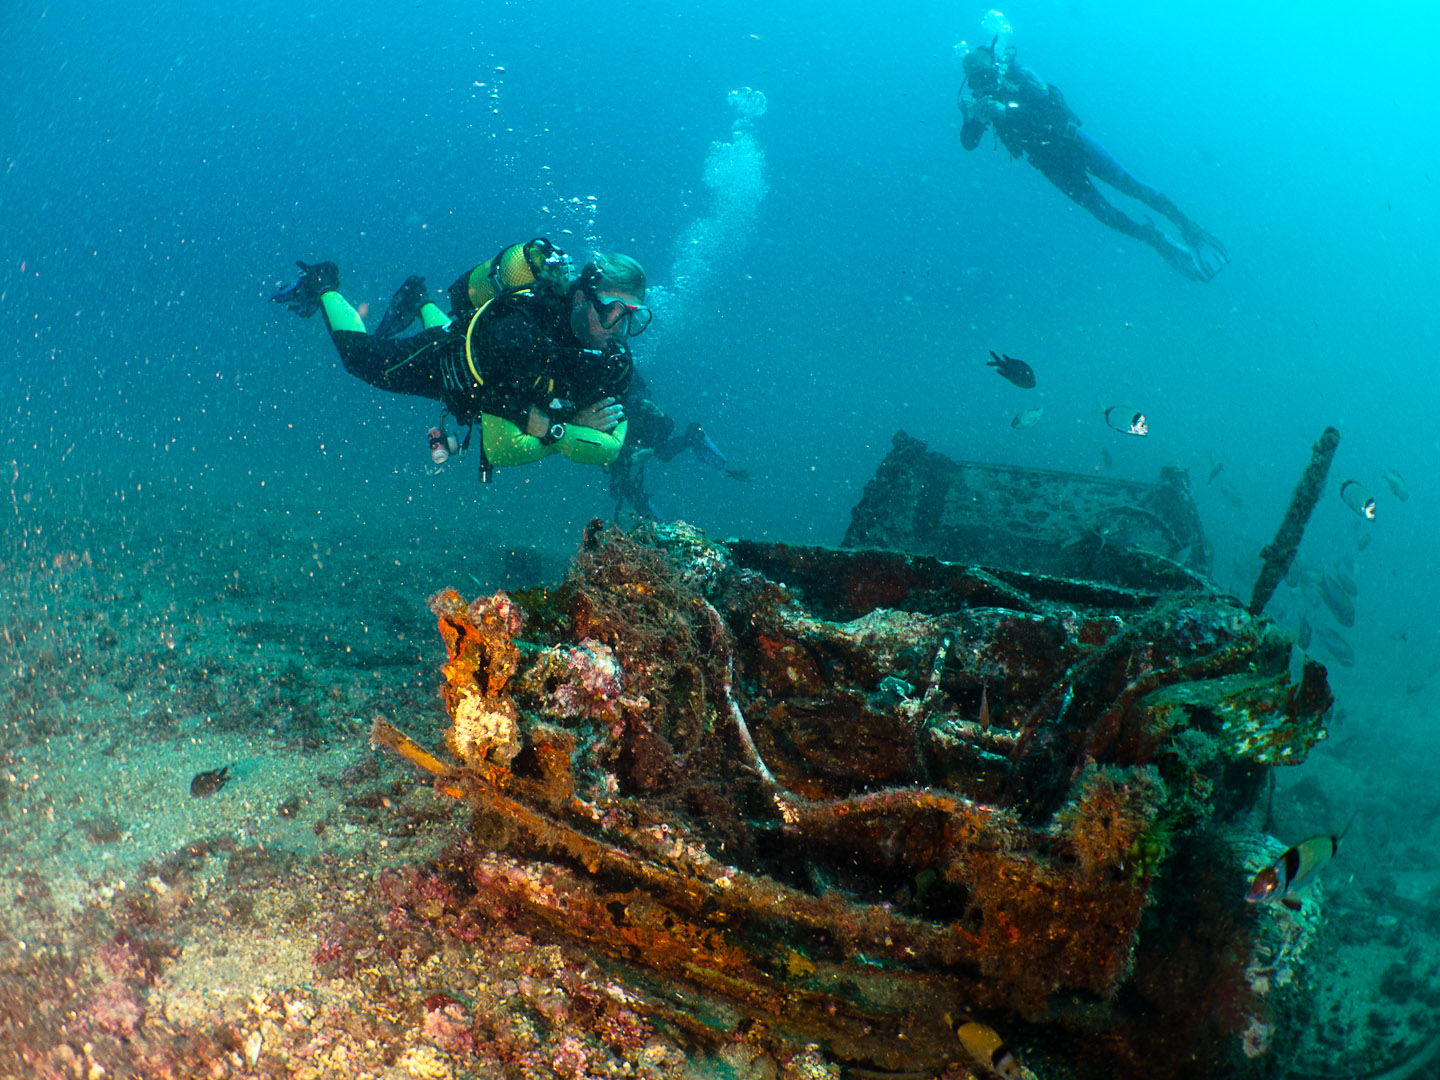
3;1;1439;1075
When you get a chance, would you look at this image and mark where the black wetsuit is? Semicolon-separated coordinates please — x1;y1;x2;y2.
959;49;1224;279
328;287;632;429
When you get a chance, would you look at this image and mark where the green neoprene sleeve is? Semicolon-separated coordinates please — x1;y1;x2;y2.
480;414;556;467
477;416;628;469
557;419;627;466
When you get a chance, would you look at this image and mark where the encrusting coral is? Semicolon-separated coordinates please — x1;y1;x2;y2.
1056;764;1167;882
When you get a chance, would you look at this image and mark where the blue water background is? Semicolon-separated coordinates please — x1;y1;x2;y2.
3;1;1437;687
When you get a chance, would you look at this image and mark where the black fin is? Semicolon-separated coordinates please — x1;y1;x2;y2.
374;275;429;340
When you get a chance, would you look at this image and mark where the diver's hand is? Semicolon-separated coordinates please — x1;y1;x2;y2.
572;398;625;433
525;407;552;438
968;95;1005;122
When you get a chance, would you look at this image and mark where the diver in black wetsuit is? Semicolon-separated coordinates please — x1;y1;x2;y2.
270;243;648;479
958;43;1228;281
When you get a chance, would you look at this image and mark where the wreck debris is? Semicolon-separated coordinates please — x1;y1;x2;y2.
1248;426;1340;615
843;431;1214;588
373;489;1330;1077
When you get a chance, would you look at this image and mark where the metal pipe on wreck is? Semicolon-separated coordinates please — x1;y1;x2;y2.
1248;426;1340;616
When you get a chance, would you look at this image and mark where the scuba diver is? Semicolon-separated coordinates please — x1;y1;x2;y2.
269;240;650;480
958;42;1228;282
606;377;750;521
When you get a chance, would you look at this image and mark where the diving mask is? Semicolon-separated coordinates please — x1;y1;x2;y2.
588;289;652;337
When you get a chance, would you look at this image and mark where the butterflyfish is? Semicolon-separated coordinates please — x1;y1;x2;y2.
1245;817;1354;910
954;1017;1032;1079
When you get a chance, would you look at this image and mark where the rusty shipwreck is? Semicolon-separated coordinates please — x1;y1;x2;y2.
374;431;1333;1078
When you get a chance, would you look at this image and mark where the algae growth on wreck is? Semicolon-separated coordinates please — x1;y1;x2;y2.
370;500;1332;1078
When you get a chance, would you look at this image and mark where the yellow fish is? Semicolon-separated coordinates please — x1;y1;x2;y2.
954;1017;1031;1079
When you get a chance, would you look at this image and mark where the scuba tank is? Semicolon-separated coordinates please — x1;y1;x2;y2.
456;237;574;407
452;238;572;316
449;238;573;485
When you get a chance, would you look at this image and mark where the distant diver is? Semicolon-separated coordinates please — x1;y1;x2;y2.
958;41;1228;281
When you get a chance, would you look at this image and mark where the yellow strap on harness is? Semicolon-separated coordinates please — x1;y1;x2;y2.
463;298;493;386
463;286;538;386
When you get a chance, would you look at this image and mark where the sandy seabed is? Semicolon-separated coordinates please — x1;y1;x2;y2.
0;509;855;1080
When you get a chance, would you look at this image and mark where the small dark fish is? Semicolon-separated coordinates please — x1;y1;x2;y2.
1313;627;1354;667
1011;407;1044;429
987;350;1036;389
1207;461;1224;484
190;765;232;798
978;681;992;730
1320;575;1355;627
1296;615;1312;650
1100;448;1113;470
